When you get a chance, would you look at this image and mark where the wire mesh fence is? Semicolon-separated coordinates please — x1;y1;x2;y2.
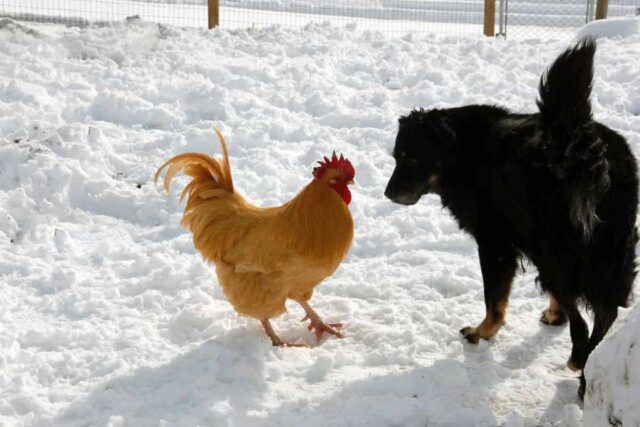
0;0;639;38
609;0;640;17
0;0;486;35
0;0;207;28
503;0;640;39
220;0;484;35
502;0;590;39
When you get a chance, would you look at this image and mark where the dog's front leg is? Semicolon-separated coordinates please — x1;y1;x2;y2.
461;243;518;344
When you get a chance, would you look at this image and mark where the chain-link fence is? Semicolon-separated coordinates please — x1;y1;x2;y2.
0;0;639;38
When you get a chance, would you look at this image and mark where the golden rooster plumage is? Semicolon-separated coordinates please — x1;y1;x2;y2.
155;129;355;346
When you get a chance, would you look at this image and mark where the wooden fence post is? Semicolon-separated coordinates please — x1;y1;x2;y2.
595;0;608;19
208;0;219;28
484;0;495;36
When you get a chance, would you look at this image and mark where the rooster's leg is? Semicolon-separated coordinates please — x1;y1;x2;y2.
260;319;307;347
298;301;344;340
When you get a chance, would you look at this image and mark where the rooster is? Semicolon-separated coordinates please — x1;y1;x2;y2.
155;129;355;347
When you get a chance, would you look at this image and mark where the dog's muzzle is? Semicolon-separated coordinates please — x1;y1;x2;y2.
384;186;421;206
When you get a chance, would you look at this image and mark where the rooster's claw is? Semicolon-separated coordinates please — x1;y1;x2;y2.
306;319;344;340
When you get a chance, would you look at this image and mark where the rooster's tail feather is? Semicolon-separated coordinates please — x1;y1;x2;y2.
154;128;235;203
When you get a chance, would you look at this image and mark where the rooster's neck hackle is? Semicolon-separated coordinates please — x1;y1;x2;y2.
281;177;354;260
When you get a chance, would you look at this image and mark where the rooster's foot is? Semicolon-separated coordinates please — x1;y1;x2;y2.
301;314;344;340
298;300;345;341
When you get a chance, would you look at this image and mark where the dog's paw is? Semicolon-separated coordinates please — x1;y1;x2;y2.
540;309;567;326
460;326;481;344
567;357;584;372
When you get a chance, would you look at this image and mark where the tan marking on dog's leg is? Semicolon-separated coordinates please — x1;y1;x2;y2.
460;298;508;344
540;294;568;326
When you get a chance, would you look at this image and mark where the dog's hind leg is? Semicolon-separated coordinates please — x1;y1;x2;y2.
556;297;589;372
578;304;619;398
461;243;518;344
537;270;589;372
577;226;636;398
540;294;568;326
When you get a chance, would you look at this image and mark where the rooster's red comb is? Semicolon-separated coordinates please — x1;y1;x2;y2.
313;151;355;180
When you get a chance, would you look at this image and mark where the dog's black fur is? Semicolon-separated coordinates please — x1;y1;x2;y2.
385;39;638;398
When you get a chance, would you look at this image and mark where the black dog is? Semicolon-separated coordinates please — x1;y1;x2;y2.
385;39;638;398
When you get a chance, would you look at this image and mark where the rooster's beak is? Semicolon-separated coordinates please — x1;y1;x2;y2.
347;179;355;186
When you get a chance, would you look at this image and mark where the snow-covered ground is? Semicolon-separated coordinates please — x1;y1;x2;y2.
0;15;639;427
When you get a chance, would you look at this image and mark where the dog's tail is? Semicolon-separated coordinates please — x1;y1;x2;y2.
537;38;609;242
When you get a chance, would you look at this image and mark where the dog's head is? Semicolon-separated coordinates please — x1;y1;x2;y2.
384;110;456;205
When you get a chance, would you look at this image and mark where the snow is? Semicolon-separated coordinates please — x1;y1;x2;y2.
576;16;640;41
0;14;639;427
584;304;640;427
